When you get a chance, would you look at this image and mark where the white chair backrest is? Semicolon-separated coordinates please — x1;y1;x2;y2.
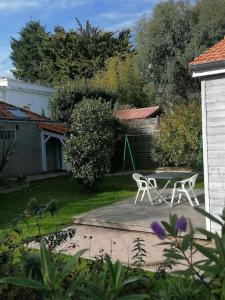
188;174;198;189
132;173;145;187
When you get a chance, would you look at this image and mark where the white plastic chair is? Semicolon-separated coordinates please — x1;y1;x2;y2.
170;174;199;207
133;173;154;205
132;173;171;205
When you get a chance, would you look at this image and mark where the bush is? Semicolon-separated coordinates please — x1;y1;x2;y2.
64;98;116;189
151;101;201;168
49;80;117;124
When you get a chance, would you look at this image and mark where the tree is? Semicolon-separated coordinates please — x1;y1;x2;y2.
135;1;196;105
64;98;116;188
0;141;16;175
11;21;48;83
90;53;150;107
11;19;132;85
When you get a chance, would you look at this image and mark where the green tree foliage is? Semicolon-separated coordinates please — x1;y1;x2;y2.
90;53;150;107
136;1;196;105
11;19;131;85
64;99;116;188
49;80;116;123
11;21;48;83
151;101;201;168
135;0;225;106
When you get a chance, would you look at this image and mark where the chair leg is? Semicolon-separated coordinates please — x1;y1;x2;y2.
184;190;194;207
170;188;176;207
134;189;140;205
146;189;153;205
140;190;146;202
191;190;199;206
178;193;182;203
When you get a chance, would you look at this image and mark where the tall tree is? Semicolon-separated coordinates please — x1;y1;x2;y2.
90;53;148;107
11;19;132;86
11;21;48;83
135;1;196;105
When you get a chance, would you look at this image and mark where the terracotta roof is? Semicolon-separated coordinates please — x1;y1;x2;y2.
0;101;49;121
190;37;225;65
115;106;160;121
39;123;67;134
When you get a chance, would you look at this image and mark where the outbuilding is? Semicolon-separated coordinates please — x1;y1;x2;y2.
190;37;225;232
0;101;67;177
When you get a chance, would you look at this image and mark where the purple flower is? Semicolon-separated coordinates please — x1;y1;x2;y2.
151;221;165;240
176;216;187;232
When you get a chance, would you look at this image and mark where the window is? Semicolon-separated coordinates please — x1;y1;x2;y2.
8;108;29;119
0;129;16;141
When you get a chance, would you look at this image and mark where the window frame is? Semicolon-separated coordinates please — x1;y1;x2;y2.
0;129;16;141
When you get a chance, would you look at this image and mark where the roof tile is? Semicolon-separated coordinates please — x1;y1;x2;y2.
190;37;225;65
115;106;160;120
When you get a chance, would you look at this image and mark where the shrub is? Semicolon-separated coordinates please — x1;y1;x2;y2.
151;101;202;168
49;80;117;124
64;98;116;189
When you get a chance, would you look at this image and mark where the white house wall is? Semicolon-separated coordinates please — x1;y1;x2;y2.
4;88;51;117
203;74;225;232
0;78;54;117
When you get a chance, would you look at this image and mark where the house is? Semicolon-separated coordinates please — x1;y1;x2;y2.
0;78;54;117
115;106;161;169
190;37;225;232
0;101;67;177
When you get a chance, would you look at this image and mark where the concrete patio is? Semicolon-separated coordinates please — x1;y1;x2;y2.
74;189;206;233
58;189;207;270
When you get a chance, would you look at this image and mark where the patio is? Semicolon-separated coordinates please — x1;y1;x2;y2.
73;189;206;233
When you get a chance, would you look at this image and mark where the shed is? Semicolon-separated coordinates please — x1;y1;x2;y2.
115;106;161;169
190;37;225;232
0;101;67;177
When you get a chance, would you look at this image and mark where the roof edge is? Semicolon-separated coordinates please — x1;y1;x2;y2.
190;60;225;78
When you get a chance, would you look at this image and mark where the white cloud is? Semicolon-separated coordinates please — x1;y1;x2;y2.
0;0;88;11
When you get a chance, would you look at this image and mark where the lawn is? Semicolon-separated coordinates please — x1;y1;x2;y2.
0;174;204;238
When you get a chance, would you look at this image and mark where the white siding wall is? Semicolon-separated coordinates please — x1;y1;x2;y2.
204;75;225;232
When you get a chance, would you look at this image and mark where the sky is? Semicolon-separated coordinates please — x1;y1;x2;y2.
0;0;158;76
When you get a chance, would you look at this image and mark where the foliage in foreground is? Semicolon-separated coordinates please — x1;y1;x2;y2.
64;98;117;189
151;101;202;168
2;196;225;299
151;207;225;300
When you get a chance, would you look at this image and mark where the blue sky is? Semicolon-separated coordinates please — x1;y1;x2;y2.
0;0;157;76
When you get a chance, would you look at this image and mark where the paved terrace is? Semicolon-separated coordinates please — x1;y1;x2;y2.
58;190;207;270
73;189;205;233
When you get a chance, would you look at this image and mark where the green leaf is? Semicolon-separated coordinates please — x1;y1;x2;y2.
194;207;224;226
193;242;218;262
0;277;47;291
61;249;86;280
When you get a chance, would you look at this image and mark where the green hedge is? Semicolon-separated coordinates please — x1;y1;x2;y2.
151;101;202;168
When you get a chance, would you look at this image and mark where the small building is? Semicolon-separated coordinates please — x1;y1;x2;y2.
0;101;67;177
0;78;54;117
115;106;161;169
190;37;225;232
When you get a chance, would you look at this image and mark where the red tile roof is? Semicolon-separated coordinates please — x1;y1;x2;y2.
190;37;225;65
38;123;67;134
115;106;160;120
0;100;49;121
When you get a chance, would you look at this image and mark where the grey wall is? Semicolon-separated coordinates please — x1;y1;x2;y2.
203;74;225;232
0;121;42;177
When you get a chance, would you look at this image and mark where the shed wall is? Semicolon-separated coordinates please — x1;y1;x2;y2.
204;74;225;232
0;121;42;177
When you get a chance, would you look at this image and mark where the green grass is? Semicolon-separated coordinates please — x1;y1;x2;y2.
0;174;204;238
0;175;137;237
